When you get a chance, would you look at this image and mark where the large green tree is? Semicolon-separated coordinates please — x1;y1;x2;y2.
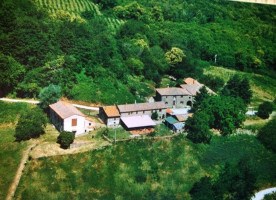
199;95;246;136
257;101;273;119
221;75;252;105
39;84;62;110
15;107;47;141
0;53;25;96
257;118;276;153
186;111;212;144
193;86;210;111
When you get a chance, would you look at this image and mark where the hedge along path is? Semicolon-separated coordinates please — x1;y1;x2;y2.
6;143;37;200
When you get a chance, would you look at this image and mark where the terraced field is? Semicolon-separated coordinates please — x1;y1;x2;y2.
32;0;125;31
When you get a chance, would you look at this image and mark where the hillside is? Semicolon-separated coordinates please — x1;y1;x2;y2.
0;0;275;105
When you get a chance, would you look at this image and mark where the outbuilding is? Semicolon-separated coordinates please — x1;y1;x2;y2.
49;101;94;136
99;106;120;127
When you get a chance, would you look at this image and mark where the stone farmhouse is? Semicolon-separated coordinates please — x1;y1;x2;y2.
156;78;215;108
99;106;120;127
49;101;94;136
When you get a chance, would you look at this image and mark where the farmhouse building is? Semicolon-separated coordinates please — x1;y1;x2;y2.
99;106;120;127
49;101;94;136
155;87;193;108
117;102;167;119
156;78;215;108
121;115;156;135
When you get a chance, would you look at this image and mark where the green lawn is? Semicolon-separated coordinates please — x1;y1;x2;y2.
0;102;31;199
204;66;276;106
14;134;276;199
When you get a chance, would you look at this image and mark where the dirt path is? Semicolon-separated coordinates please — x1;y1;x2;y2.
6;143;37;200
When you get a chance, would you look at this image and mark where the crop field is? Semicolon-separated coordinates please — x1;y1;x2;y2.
32;0;125;31
34;0;101;14
14;134;276;199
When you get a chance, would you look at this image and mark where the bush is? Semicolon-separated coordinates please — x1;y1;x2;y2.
151;111;158;120
257;118;276;153
257;101;273;119
15;107;47;141
57;131;75;149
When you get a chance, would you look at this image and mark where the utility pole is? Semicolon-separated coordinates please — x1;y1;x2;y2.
115;128;116;144
215;54;217;64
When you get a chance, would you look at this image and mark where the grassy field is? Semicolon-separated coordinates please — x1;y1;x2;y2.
0;102;31;200
204;66;276;106
14;134;276;199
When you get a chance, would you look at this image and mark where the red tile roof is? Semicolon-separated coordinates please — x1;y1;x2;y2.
103;106;120;117
49;101;84;119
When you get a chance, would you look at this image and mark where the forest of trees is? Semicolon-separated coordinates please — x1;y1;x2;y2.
0;0;275;105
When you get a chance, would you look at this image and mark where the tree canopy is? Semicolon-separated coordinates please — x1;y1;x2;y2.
257;118;276;153
15;107;47;141
39;84;62;110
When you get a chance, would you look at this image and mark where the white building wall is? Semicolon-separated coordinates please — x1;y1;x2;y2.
64;115;86;136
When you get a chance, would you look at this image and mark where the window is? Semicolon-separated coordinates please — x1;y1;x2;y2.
136;111;138;114
89;123;91;126
143;111;145;114
72;119;77;126
181;95;183;98
159;109;162;112
189;96;191;99
180;101;184;104
165;102;168;104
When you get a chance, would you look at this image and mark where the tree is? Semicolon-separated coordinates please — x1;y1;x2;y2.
39;84;62;110
186;111;212;144
190;177;214;200
199;96;246;136
221;75;252;105
151;111;158;120
257;101;273;119
0;53;25;96
193;86;210;111
15;107;47;141
165;47;186;66
57;131;75;149
257;118;276;153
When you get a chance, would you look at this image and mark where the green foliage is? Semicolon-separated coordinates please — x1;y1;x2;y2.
57;131;75;149
114;2;147;21
186;111;212;144
200;96;246;136
15;107;47;141
165;47;186;66
0;52;25;96
193;86;210;111
199;75;225;92
39;84;62;110
221;75;252;104
257;118;276;153
191;158;256;200
264;192;276;200
151;111;158;120
257;101;273;119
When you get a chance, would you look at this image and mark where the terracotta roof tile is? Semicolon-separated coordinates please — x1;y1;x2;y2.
103;106;120;117
183;77;200;84
49;101;84;119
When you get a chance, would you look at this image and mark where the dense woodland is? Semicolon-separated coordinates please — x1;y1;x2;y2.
0;0;275;104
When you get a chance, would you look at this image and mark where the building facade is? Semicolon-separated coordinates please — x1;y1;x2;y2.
49;101;94;136
117;102;167;119
155;87;193;108
99;106;120;127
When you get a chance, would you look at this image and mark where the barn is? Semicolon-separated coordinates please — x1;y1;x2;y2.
49;101;94;136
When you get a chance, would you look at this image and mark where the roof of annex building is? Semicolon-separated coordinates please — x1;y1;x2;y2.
121;115;156;129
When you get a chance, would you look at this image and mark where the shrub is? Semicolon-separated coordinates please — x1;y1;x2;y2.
15;107;47;141
257;118;276;153
151;111;158;120
257;101;273;119
57;131;75;149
